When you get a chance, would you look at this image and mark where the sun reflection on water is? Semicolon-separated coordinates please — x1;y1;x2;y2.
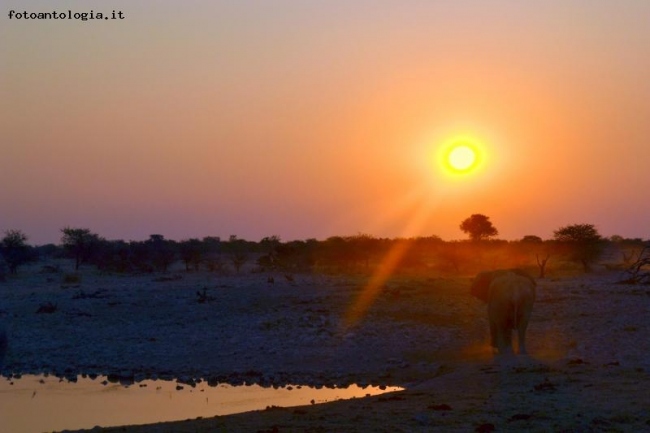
0;374;402;432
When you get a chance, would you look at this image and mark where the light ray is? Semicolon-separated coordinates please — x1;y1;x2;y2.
343;191;436;329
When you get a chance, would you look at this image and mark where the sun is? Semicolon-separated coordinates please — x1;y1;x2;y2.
437;136;484;176
448;145;476;171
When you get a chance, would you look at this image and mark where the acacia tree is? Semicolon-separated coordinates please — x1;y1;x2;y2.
146;234;176;272
0;230;33;274
258;235;281;271
61;227;103;270
460;214;499;242
553;223;603;272
179;238;204;271
227;235;248;274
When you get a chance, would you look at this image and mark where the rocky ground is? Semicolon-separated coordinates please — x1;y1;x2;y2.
1;263;649;432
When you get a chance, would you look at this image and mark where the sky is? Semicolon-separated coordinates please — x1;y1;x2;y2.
2;0;650;245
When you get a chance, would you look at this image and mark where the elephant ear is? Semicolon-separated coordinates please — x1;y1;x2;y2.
470;271;493;303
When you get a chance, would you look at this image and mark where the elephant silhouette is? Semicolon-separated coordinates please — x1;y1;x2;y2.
471;269;536;355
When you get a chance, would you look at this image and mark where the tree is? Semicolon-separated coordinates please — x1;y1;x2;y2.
230;251;248;274
145;234;176;272
61;227;103;270
226;235;248;274
258;236;281;271
621;243;650;284
460;214;499;241
179;238;204;271
0;230;33;274
91;240;133;273
346;233;379;270
521;235;543;243
202;236;223;273
553;223;603;272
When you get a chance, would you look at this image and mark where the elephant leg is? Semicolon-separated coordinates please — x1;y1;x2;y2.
489;319;498;351
515;298;534;355
517;325;527;354
488;305;503;353
498;325;514;355
516;312;532;354
489;303;514;355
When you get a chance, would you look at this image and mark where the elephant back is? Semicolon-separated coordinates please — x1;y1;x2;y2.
471;268;536;303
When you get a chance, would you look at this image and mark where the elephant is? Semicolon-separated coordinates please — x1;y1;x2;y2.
470;269;536;355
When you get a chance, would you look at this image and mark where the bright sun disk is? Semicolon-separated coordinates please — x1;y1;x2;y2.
448;145;476;171
434;135;485;178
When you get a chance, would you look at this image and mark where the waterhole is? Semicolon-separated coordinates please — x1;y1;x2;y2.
0;374;402;432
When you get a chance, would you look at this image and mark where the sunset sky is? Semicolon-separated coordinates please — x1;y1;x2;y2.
2;0;649;245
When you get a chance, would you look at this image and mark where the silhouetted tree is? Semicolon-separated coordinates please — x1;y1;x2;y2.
145;234;176;272
128;241;155;273
275;241;304;271
202;236;221;251
609;235;645;267
294;238;318;272
521;235;543;243
460;214;499;241
347;233;379;270
0;230;34;274
258;236;281;271
230;252;247;273
179;238;204;271
202;236;224;272
553;223;604;272
609;235;624;243
226;235;248;273
621;243;650;284
319;236;352;272
35;243;60;261
92;240;132;273
260;235;281;252
61;227;103;270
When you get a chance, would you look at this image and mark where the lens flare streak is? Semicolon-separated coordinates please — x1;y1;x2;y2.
343;196;435;328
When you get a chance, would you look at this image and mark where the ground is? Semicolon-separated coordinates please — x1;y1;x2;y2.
1;263;649;432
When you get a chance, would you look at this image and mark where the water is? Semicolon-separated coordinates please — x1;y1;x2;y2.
0;375;402;432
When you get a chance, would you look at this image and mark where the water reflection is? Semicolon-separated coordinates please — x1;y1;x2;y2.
0;375;402;432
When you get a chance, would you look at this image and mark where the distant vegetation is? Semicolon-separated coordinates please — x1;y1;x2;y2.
0;217;647;280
